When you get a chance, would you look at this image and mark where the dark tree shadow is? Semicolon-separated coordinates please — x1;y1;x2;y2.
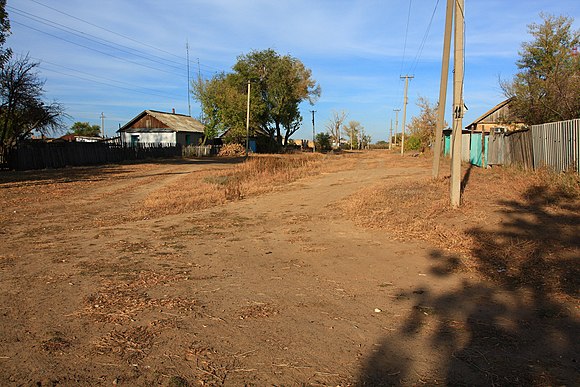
357;184;579;386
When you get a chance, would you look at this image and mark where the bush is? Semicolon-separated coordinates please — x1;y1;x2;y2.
315;132;332;151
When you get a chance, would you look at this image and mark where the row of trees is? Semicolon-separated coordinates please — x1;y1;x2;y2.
323;110;371;150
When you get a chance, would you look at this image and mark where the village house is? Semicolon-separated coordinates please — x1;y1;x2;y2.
118;110;205;146
465;98;526;134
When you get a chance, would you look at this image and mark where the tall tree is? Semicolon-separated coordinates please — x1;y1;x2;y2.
0;56;65;159
501;14;580;124
193;49;320;149
69;121;101;137
326;110;347;149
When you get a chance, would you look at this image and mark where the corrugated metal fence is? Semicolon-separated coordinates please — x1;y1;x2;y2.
531;118;580;173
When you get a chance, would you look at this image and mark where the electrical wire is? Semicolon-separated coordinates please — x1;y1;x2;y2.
8;5;186;73
25;0;222;72
12;20;187;78
409;0;440;75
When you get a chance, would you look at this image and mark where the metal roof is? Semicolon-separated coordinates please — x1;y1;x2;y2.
118;110;205;133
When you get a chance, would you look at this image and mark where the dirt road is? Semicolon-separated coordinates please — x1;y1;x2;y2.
0;153;577;386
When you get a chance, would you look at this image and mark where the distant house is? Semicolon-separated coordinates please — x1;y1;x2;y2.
465;98;525;133
59;134;102;143
118;110;205;146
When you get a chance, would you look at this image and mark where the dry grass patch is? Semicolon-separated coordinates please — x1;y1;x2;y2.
341;160;580;296
140;153;357;217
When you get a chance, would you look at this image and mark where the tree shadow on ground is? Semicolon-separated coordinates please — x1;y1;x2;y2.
357;183;579;386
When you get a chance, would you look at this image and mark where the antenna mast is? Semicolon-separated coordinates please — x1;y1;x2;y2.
186;40;192;117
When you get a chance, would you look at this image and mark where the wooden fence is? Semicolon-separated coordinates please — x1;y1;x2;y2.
488;130;534;170
182;145;221;157
531;118;580;173
6;141;182;171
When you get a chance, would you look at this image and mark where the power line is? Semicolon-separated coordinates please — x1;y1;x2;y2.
409;0;441;75
38;65;181;100
12;20;187;78
399;0;413;77
8;5;187;73
24;0;222;72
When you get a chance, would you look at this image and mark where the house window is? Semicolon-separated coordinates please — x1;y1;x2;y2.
185;134;191;145
146;119;151;128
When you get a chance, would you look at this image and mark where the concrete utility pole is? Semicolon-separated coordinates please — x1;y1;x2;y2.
389;118;393;150
393;108;400;146
310;110;316;152
400;75;413;155
432;0;454;179
450;0;464;207
100;112;105;138
245;80;251;156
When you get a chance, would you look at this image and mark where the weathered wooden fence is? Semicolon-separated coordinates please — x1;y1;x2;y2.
488;130;534;170
182;145;221;157
531;118;580;173
6;141;182;171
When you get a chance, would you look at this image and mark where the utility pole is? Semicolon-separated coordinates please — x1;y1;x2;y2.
186;41;191;117
389;118;393;150
100;112;105;138
432;0;454;179
393;108;400;147
400;75;413;155
245;80;251;156
310;110;316;152
450;0;464;207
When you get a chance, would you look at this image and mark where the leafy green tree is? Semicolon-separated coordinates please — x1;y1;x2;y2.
0;56;65;159
315;132;332;151
193;49;320;149
69;121;101;137
193;72;247;144
501;14;580;124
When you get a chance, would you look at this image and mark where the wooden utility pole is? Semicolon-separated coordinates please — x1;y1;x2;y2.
400;75;413;155
450;0;464;207
310;110;316;152
393;108;400;146
432;0;454;179
245;81;251;156
389;118;393;150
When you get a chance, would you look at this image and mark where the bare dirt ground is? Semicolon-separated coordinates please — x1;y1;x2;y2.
0;151;578;386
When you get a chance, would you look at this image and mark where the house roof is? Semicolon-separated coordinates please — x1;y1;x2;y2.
118;110;205;133
466;98;514;128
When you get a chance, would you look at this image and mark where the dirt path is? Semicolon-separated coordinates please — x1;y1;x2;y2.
0;153;577;386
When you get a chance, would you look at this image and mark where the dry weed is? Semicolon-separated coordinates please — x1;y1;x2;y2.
140;153;358;217
94;326;157;363
341;161;579;295
81;271;199;323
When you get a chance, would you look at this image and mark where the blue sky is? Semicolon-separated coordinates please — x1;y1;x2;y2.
6;0;580;141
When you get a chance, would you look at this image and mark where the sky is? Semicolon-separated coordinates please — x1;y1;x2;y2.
6;0;580;141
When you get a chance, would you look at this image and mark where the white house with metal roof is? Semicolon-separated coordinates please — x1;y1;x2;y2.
118;110;205;146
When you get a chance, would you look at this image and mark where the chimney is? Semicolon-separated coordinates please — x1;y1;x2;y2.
172;108;175;114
